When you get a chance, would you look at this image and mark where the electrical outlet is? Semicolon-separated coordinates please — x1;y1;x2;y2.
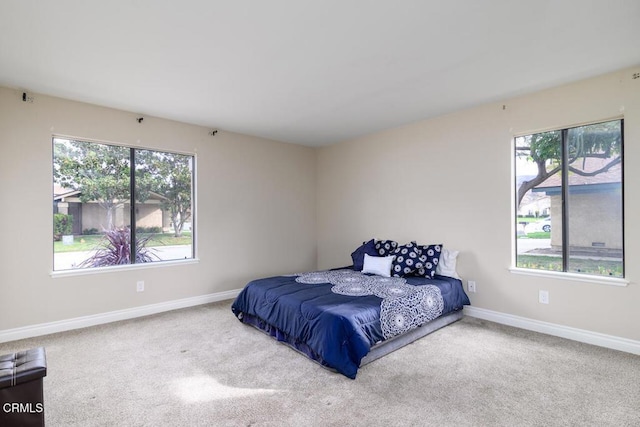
136;281;145;292
467;280;476;293
539;290;549;304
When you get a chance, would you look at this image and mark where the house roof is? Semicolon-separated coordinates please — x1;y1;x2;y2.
1;2;639;147
54;190;82;202
534;157;621;194
54;184;169;202
53;184;81;201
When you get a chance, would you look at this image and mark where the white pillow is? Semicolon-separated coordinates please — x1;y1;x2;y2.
435;248;460;279
362;254;395;277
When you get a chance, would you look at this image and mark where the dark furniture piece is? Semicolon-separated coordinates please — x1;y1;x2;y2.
0;347;47;427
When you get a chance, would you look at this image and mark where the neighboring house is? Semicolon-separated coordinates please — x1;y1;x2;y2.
517;175;550;218
518;195;550;218
533;158;622;252
53;185;171;235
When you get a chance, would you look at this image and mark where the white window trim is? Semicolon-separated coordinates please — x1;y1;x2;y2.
510;119;625;283
508;267;629;287
53;136;197;274
50;258;200;278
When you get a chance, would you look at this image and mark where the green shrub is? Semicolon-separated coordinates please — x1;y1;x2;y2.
136;226;161;234
54;214;73;240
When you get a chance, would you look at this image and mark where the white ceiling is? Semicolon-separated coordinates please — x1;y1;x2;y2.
1;1;639;146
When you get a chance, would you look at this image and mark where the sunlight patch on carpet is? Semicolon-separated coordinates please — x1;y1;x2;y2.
171;376;280;403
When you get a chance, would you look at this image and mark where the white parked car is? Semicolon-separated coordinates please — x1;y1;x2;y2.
525;218;551;234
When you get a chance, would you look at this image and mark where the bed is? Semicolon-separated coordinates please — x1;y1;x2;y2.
231;262;470;378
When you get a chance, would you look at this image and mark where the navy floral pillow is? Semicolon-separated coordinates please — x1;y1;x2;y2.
414;244;443;278
390;242;423;277
374;240;398;257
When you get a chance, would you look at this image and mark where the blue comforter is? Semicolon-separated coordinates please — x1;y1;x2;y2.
231;269;470;378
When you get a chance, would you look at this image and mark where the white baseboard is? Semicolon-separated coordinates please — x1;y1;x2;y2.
0;289;243;343
4;294;637;356
463;306;640;355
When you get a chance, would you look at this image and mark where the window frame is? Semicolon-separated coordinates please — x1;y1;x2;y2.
51;135;197;276
510;119;626;285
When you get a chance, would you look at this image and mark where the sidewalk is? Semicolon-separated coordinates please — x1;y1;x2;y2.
518;238;622;261
54;245;192;270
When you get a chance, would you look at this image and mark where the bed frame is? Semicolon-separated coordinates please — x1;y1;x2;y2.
244;309;464;373
360;310;463;366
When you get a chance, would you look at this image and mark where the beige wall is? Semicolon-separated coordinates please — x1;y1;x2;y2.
135;203;163;230
549;191;623;249
73;201;164;231
317;66;640;341
1;66;638;344
0;87;317;330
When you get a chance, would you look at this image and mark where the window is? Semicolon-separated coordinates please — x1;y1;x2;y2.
53;138;195;271
514;119;623;278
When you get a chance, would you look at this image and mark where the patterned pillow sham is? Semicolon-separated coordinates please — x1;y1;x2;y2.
390;242;423;277
414;243;443;279
374;239;398;257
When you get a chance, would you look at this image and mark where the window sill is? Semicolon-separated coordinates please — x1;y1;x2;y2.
508;267;629;287
51;258;200;278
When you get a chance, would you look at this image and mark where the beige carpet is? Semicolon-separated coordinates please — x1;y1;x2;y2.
1;301;639;426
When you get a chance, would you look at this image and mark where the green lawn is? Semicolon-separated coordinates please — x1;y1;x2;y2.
517;218;550;239
516;255;623;277
54;233;192;253
518;231;550;239
517;217;550;224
